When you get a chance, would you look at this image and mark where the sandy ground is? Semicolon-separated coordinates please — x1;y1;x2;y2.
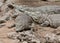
0;1;60;43
0;20;15;43
18;1;60;7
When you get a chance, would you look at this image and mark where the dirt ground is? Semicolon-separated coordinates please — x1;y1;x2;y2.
0;1;60;43
19;1;60;7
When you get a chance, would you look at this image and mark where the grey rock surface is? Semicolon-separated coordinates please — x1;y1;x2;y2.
44;33;60;43
7;32;19;40
15;13;33;32
8;31;40;43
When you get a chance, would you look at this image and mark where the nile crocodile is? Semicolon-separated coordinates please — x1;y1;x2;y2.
8;4;60;31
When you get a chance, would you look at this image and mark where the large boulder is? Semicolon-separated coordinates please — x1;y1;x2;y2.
15;13;33;32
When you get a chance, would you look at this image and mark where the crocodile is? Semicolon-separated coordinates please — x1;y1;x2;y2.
11;4;60;14
8;4;60;31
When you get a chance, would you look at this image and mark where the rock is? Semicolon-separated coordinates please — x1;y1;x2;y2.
17;31;40;43
24;31;33;36
6;21;15;28
0;2;3;7
0;19;6;24
1;4;9;13
0;13;10;23
17;31;34;41
7;32;18;40
44;33;57;43
0;0;5;3
11;10;19;19
15;13;33;32
56;35;60;42
12;39;20;43
41;21;50;27
0;24;5;28
22;41;27;43
30;39;40;43
8;24;15;28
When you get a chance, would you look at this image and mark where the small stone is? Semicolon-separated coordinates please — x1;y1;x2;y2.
11;12;19;19
22;41;27;43
0;13;10;23
10;39;20;43
31;39;40;43
0;0;5;2
0;24;5;28
8;24;15;28
0;19;6;24
7;32;18;40
41;21;49;27
0;2;3;7
44;33;57;43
